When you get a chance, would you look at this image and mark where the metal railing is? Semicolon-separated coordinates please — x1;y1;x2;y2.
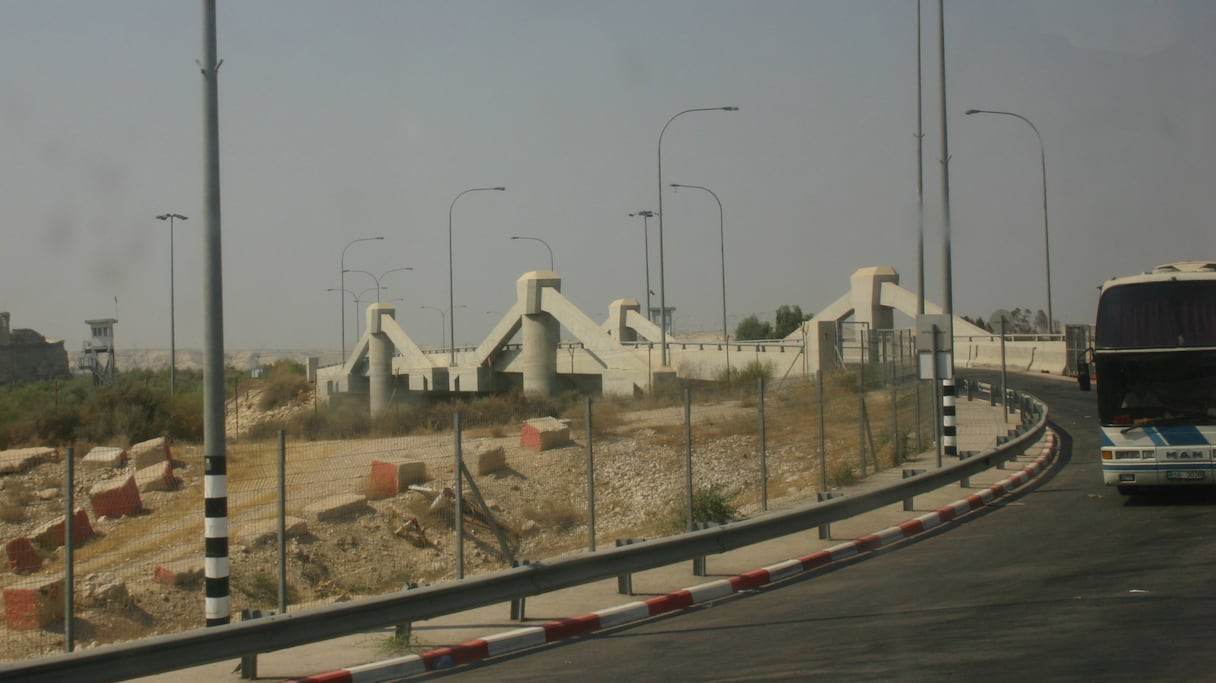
0;388;1048;683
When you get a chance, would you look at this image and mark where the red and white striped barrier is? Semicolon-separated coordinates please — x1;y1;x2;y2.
288;430;1058;683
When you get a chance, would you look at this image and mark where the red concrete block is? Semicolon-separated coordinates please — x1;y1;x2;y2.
5;537;41;573
520;417;571;452
31;508;94;550
89;475;142;518
368;459;428;500
152;560;204;587
3;577;64;630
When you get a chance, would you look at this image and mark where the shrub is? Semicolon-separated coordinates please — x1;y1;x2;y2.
692;484;739;524
258;361;309;411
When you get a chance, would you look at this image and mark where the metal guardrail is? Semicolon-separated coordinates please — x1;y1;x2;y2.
0;392;1048;683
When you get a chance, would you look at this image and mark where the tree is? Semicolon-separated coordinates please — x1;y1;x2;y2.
734;315;773;341
1033;309;1049;334
774;305;812;339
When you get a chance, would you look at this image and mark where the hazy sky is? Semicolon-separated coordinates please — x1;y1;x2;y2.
2;1;1213;355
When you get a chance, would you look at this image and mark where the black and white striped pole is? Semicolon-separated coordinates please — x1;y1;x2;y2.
201;0;230;627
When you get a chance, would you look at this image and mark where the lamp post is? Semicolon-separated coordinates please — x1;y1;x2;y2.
628;210;656;323
422;304;467;349
668;185;726;335
657;106;738;367
964;108;1054;334
327;287;357;356
669;183;729;377
352;287;381;340
449;186;505;365
509;235;554;271
340;236;384;361
343;266;413;302
155;213;187;395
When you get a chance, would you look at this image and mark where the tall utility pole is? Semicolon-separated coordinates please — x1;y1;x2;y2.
200;0;229;628
937;0;957;463
915;0;926;316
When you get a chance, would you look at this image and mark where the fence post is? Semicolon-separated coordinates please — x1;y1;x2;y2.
817;371;827;496
64;446;75;654
758;376;768;512
277;430;287;614
585;397;596;552
454;412;464;580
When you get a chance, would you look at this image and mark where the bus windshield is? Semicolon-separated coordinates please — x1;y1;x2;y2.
1095;352;1216;427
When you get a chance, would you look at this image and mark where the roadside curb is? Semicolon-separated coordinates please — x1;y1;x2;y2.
286;430;1059;683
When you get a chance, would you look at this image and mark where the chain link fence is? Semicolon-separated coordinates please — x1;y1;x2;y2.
2;333;938;663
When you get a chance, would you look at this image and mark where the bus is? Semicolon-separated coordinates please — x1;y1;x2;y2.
1095;261;1216;494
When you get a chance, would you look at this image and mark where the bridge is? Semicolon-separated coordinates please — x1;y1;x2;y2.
315;266;1071;412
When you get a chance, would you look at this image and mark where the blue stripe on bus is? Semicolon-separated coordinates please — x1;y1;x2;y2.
1100;425;1210;447
1153;425;1208;446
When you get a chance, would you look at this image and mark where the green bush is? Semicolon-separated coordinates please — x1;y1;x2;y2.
692;483;739;524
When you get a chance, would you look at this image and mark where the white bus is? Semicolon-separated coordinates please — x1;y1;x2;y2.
1095;261;1216;494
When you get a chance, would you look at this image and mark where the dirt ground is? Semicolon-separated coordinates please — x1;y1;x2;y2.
1;380;916;661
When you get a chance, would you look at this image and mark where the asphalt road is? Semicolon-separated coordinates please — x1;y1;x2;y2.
417;373;1216;682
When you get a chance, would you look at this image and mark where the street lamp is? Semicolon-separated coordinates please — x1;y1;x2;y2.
669;183;729;378
422;304;467;349
449;186;506;365
340;236;384;361
343;266;413;302
327;287;357;355
509;235;554;271
155;213;187;395
628;210;656;324
657;106;738;367
352;287;381;340
965;108;1054;335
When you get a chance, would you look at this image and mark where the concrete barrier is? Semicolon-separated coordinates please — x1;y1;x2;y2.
368;460;428;500
3;576;63;630
89;475;142;518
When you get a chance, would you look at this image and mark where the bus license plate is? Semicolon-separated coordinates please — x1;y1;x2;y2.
1166;471;1205;481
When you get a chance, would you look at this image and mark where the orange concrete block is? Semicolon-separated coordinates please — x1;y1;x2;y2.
3;577;63;630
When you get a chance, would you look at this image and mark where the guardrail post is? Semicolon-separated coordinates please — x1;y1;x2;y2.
691;522;708;577
959;450;979;484
966;379;974;401
615;539;635;594
902;469;925;510
509;561;531;620
395;583;418;641
239;609;262;678
817;491;841;539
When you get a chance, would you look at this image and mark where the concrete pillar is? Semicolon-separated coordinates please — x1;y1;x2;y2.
517;271;561;397
368;302;395;415
608;299;641;342
850;266;899;331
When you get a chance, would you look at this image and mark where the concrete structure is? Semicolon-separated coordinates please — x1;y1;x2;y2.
0;312;69;385
80;317;118;384
316;266;1068;410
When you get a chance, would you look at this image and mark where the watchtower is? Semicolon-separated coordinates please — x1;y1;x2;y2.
81;318;118;384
